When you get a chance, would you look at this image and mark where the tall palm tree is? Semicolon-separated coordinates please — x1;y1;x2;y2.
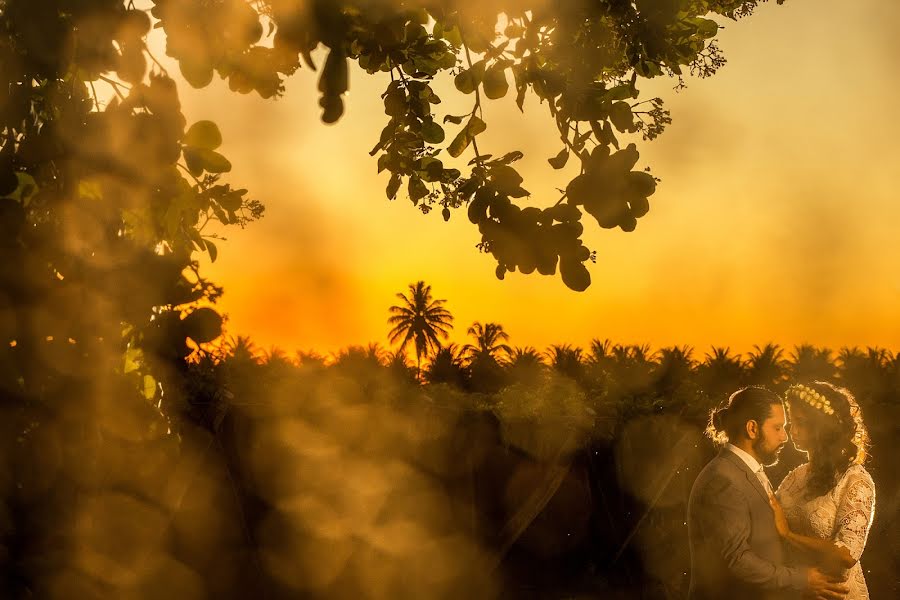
746;343;787;388
387;281;454;377
462;321;512;365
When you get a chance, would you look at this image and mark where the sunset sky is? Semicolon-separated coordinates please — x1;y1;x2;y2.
157;0;900;357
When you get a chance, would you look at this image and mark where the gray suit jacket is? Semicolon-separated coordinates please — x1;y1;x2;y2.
687;448;806;600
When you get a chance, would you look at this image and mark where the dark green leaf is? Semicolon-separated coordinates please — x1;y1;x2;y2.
386;173;401;199
421;120;445;144
483;64;509;99
185;120;223;150
408;176;428;204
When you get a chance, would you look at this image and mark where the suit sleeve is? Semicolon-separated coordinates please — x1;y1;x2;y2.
693;474;807;591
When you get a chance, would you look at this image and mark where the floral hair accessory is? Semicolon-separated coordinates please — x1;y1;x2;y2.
787;384;834;415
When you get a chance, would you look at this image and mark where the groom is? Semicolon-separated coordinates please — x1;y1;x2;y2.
687;386;849;600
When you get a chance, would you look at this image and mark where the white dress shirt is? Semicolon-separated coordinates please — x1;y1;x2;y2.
726;442;774;496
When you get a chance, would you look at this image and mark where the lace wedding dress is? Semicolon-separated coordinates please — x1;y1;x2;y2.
775;463;876;600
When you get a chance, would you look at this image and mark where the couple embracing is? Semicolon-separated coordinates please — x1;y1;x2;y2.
688;383;876;600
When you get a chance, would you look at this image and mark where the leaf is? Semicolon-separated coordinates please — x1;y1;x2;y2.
182;307;223;344
319;48;349;96
443;114;465;125
602;120;620;149
548;148;569;169
694;18;720;39
421;120;445;144
185;120;222;150
179;58;214;88
453;60;485;94
218;190;244;211
448;115;486;158
204;239;218;262
185;147;232;174
142;374;157;400
408;176;428;204
454;70;476;94
482;64;509;99
386;173;401;199
467;115;487;136
603;83;636;102
560;258;591;292
609;101;634;132
492;151;524;165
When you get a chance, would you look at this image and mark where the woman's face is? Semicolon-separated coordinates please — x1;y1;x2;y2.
789;408;811;451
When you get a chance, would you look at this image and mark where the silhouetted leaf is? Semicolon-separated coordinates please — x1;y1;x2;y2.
180;58;214;88
204;239;218;262
386;173;401;199
483;63;509;99
421;120;445;143
185;121;222;150
182;307;223;344
610;101;634;133
408;176;428;204
448;115;486;158
548;148;569;169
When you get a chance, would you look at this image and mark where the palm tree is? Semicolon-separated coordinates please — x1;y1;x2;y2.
387;281;454;377
424;343;468;387
462;321;512;365
545;344;584;381
746;343;787;388
331;343;386;370
295;349;327;369
462;322;511;393
787;345;836;382
655;345;695;393
223;335;260;365
587;338;613;367
698;346;747;405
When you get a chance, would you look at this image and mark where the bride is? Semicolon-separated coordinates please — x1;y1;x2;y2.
770;382;876;599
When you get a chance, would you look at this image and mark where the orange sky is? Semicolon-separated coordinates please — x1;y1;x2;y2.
157;0;900;357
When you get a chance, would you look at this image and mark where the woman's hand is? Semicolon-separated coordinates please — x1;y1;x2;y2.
768;492;792;538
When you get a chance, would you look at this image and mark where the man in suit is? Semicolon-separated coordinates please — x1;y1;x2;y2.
687;386;848;600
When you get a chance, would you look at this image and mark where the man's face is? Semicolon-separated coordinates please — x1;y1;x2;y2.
752;403;789;466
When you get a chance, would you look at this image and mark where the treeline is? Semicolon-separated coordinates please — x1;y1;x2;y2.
174;338;898;599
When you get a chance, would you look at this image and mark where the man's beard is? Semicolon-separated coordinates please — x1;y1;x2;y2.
753;438;783;466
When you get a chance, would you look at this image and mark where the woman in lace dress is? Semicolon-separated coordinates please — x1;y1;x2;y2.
770;382;876;600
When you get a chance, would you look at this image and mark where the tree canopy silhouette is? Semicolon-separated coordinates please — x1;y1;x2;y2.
0;0;791;401
387;280;454;373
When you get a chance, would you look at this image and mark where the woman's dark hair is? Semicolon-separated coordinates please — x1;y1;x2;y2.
706;386;783;445
785;381;869;498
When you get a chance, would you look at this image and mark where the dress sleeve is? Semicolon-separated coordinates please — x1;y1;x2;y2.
832;467;876;562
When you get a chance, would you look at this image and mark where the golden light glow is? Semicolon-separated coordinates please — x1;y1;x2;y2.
161;0;900;356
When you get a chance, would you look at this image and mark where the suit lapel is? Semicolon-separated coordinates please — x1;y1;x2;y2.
720;448;772;507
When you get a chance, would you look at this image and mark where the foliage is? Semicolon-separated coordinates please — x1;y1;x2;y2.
387;280;454;371
147;0;787;290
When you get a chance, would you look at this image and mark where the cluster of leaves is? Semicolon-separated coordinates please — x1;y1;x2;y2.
150;0;784;290
0;1;268;376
